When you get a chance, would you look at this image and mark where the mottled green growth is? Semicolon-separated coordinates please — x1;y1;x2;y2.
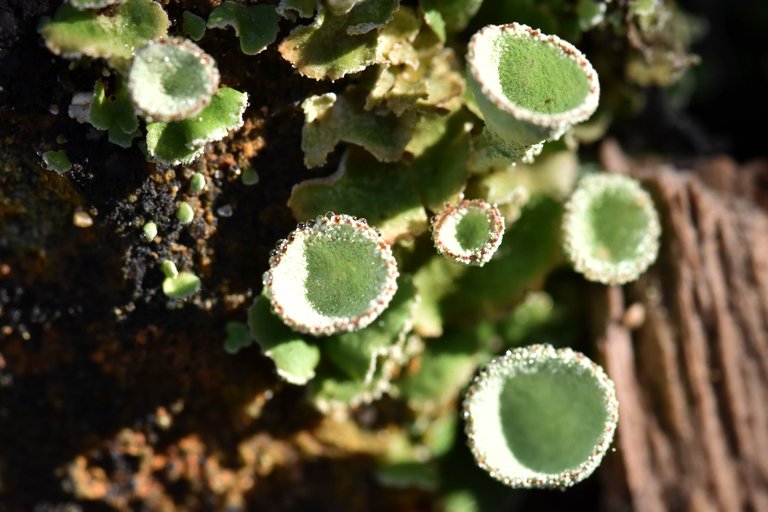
422;8;446;42
563;174;660;284
223;321;253;354
323;279;416;381
176;201;194;224
311;280;417;409
303;224;389;317
344;0;398;35
301;90;415;168
41;150;72;175
247;295;320;385
497;36;590;114
498;292;555;346
422;0;483;33
376;463;439;491
40;0;169;67
142;221;157;241
455;209;491;251
89;80;139;148
326;0;365;15
367;16;465;116
241;168;259;186
289;150;427;242
68;0;124;11
463;345;618;488
477;150;578;201
408;113;469;211
399;327;488;407
443;197;563;318
162;271;201;299
576;0;606;30
189;173;206;193
182;11;206;41
128;38;219;122
207;2;280;55
411;255;464;337
278;8;379;80
146;87;248;165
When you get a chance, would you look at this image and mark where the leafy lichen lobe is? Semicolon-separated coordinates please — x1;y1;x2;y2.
496;36;590;114
303;224;389;318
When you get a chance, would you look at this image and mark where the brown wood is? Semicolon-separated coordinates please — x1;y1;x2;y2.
595;142;768;512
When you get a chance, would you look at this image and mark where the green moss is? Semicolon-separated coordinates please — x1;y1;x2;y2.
497;36;590;114
455;209;492;251
498;357;607;473
303;224;389;317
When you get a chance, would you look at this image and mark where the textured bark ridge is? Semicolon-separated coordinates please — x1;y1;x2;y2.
595;141;768;512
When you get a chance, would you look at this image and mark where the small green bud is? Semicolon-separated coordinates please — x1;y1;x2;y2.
143;221;158;241
42;150;72;175
176;201;194;224
241;168;259;186
163;272;201;299
190;172;206;193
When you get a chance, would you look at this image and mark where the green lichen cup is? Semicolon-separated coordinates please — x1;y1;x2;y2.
431;199;505;266
467;23;600;158
128;37;220;122
563;173;661;285
463;344;618;489
264;213;399;336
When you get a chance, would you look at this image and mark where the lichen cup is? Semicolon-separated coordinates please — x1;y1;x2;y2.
463;344;618;489
264;213;399;336
467;23;600;161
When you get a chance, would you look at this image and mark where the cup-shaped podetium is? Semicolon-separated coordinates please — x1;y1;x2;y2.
431;199;505;266
467;23;599;158
463;344;619;489
563;173;661;285
127;37;220;122
264;213;399;336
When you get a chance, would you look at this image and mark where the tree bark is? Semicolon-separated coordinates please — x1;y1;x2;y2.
595;141;768;512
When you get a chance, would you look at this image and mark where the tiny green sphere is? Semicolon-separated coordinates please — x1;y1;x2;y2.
190;173;206;193
176;202;194;224
143;221;158;241
241;168;259;186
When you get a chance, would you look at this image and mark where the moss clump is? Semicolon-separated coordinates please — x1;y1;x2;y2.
497;35;591;114
304;224;390;318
